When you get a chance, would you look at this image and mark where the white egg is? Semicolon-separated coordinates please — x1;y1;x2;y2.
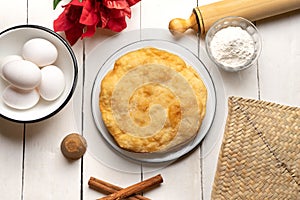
22;38;58;66
2;60;41;90
0;55;23;78
2;85;40;110
38;65;65;101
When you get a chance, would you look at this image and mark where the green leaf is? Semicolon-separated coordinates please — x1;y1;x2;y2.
53;0;62;10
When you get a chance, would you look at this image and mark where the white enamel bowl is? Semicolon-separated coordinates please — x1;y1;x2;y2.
0;25;78;123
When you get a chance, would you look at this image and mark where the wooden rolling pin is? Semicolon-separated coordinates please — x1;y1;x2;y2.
169;0;300;35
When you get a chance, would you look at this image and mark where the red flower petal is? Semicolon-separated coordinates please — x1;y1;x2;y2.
54;11;74;32
80;9;98;25
53;0;141;45
107;17;127;32
127;0;140;6
109;7;131;18
65;5;83;23
99;7;109;28
103;0;129;9
80;0;99;26
53;3;81;32
68;0;84;6
82;25;97;38
65;25;84;45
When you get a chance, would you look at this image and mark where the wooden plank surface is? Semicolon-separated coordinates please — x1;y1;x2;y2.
140;1;203;199
257;11;300;107
0;0;299;199
21;1;83;199
82;2;142;200
0;1;27;199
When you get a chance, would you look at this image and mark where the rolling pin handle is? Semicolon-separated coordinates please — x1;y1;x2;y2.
168;11;199;34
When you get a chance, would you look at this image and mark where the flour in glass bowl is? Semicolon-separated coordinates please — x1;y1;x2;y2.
210;26;255;68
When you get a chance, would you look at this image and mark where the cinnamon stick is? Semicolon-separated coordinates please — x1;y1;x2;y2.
88;177;150;200
98;174;163;200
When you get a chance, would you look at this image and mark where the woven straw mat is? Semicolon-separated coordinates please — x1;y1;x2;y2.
211;96;300;199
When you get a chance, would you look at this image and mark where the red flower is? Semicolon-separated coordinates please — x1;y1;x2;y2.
54;0;140;45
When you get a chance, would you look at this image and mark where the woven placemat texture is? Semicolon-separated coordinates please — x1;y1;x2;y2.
211;96;300;199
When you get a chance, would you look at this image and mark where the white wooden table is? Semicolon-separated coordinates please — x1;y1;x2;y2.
1;0;300;199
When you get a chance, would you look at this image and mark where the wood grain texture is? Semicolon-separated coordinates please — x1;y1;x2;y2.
257;10;300;107
21;1;83;199
1;0;299;199
0;0;27;199
82;2;142;199
0;118;24;199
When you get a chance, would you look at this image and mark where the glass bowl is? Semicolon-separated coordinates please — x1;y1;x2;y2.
205;16;262;72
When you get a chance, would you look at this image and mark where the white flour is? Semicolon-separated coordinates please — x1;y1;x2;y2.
210;26;255;68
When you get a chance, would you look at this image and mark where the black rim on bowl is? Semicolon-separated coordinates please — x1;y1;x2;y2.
0;24;78;123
